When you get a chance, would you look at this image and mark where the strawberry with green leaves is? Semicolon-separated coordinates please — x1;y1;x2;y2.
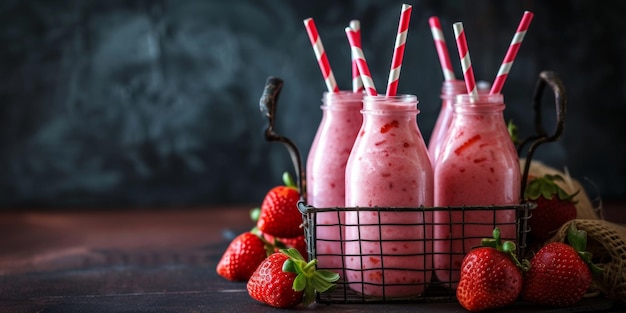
252;205;308;261
216;231;273;281
521;223;603;307
524;174;579;242
456;228;528;312
247;248;339;308
257;172;303;239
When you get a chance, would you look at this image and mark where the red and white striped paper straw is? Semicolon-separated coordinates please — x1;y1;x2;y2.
349;20;364;93
428;16;456;81
453;22;478;100
490;11;534;94
386;3;412;96
303;18;339;93
345;27;377;96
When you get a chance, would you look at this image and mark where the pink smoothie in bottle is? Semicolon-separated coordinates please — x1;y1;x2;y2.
433;93;520;288
428;80;465;164
306;91;363;271
429;81;491;164
344;94;433;298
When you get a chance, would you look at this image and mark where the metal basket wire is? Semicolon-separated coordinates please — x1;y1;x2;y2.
298;202;535;303
258;71;566;304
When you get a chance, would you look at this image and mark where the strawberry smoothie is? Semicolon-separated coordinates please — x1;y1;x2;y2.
433;93;520;288
344;94;433;298
428;80;466;164
429;81;491;164
306;91;363;271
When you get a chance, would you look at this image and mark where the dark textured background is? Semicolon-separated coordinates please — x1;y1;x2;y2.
1;0;624;209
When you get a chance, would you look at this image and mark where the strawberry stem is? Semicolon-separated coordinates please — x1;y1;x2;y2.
282;171;298;190
481;227;530;271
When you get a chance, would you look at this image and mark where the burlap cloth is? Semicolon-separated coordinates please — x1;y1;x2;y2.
522;159;626;304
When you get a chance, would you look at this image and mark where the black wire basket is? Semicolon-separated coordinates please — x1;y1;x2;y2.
258;71;566;304
297;202;535;303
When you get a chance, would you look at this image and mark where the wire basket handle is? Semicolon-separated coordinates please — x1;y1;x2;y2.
518;70;567;196
259;76;307;202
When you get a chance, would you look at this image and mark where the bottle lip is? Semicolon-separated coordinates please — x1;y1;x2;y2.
321;90;364;109
441;80;466;90
455;93;504;104
453;93;505;113
441;81;493;98
322;90;364;100
363;94;418;101
362;94;419;113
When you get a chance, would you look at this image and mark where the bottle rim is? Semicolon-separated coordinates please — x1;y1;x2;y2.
455;93;504;104
321;90;365;109
453;93;506;113
322;90;365;101
361;94;419;114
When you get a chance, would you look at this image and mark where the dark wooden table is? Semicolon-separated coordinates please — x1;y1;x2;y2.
1;204;624;312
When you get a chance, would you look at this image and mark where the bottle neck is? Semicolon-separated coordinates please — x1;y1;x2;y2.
453;93;505;114
362;94;419;115
321;91;363;110
441;80;466;102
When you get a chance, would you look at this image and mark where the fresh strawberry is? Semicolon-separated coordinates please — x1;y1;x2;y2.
257;172;303;238
216;231;272;281
521;223;603;307
524;174;579;242
277;235;308;262
456;228;527;312
258;231;308;262
247;248;339;308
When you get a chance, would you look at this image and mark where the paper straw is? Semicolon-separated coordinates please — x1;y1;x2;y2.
386;3;412;96
490;11;534;94
453;22;478;100
345;27;377;96
303;18;339;93
349;20;364;93
428;16;456;81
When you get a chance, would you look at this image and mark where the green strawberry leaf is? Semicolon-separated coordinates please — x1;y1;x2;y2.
589;261;605;275
282;171;298;190
282;247;305;262
250;207;260;222
507;119;520;145
567;223;587;252
302;284;317;308
278;248;340;308
293;273;306;291
282;259;297;273
524;174;579;202
310;273;336;292
480;227;529;271
316;270;340;282
481;228;501;249
565;223;604;275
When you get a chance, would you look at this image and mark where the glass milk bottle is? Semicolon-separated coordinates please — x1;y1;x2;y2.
344;94;433;298
306;91;363;272
427;80;466;164
433;93;520;288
